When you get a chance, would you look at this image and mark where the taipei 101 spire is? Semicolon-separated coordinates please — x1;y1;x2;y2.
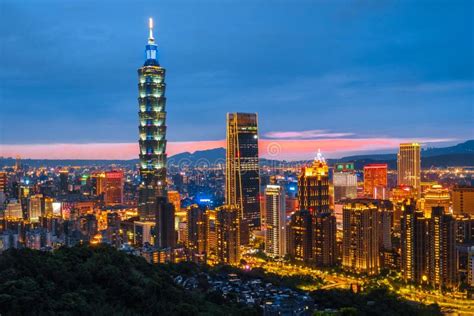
137;17;168;221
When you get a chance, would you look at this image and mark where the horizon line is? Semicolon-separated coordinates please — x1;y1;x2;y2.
0;137;463;161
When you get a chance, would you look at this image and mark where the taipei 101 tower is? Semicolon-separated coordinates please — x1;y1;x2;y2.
137;18;169;222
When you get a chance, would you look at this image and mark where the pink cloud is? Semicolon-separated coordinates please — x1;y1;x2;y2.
265;129;354;139
0;138;454;161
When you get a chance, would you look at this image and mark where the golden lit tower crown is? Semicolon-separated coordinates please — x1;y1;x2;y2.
298;149;330;214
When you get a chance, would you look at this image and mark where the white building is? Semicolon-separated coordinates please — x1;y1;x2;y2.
265;185;286;258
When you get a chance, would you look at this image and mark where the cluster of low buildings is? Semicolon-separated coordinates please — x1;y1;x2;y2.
174;272;313;315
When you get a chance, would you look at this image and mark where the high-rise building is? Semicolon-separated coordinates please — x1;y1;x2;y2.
43;197;54;217
225;113;260;243
104;170;124;205
186;205;207;261
468;247;474;288
429;206;458;290
138;18;168;221
59;169;69;194
205;209;217;257
106;213;121;247
167;190;181;213
397;143;421;196
400;200;429;284
5;200;22;219
422;184;450;218
298;150;329;215
91;171;106;196
0;172;7;193
14;155;21;172
342;200;380;275
287;210;313;263
155;197;176;249
313;212;337;266
28;194;43;223
134;221;155;247
264;185;286;258
333;162;357;202
215;205;240;264
452;186;474;216
363;164;388;199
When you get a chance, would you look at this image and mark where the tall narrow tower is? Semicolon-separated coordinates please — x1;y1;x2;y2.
225;113;260;244
397;143;421;196
138;18;168;221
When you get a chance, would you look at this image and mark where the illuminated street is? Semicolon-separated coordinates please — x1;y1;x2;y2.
244;254;474;315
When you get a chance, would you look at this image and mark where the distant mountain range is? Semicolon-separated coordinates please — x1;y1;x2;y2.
1;140;473;169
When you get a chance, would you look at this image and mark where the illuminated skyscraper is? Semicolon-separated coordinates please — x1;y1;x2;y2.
134;221;155;247
264;185;286;258
333;162;357;202
400;200;428;284
428;206;458;290
167;190;181;212
0;172;7;193
104;170;124;205
297;150;336;266
91;171;106;196
138;18;168;221
342;200;380;275
28;194;43;223
186;205;207;262
216;205;240;264
363;164;388;199
59;169;69;194
225;113;260;243
155;196;176;249
397;143;421;196
205;209;217;257
298;150;330;215
287;210;312;263
452;186;474;216
313;212;337;267
422;184;450;218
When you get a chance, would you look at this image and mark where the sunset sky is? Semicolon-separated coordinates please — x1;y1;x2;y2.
1;0;473;160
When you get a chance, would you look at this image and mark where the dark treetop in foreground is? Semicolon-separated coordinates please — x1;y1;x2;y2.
0;245;255;315
0;245;442;316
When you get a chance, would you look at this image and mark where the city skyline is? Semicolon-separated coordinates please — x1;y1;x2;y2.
0;4;473;313
1;0;473;161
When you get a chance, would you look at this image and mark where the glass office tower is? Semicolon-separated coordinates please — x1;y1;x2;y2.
225;113;260;244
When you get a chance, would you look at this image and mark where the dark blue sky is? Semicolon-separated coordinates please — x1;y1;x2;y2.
1;0;473;146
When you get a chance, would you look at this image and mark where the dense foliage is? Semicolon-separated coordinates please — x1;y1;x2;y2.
0;245;254;315
311;288;442;316
0;245;443;315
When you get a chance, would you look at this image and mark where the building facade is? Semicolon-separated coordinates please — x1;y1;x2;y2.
342;200;380;275
264;185;287;258
363;164;388;199
452;186;474;216
186;205;207;261
104;170;124;205
400;200;429;284
225;113;260;243
216;205;241;264
397;143;421;196
333;162;357;202
287;210;313;263
429;206;458;290
298;150;330;215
